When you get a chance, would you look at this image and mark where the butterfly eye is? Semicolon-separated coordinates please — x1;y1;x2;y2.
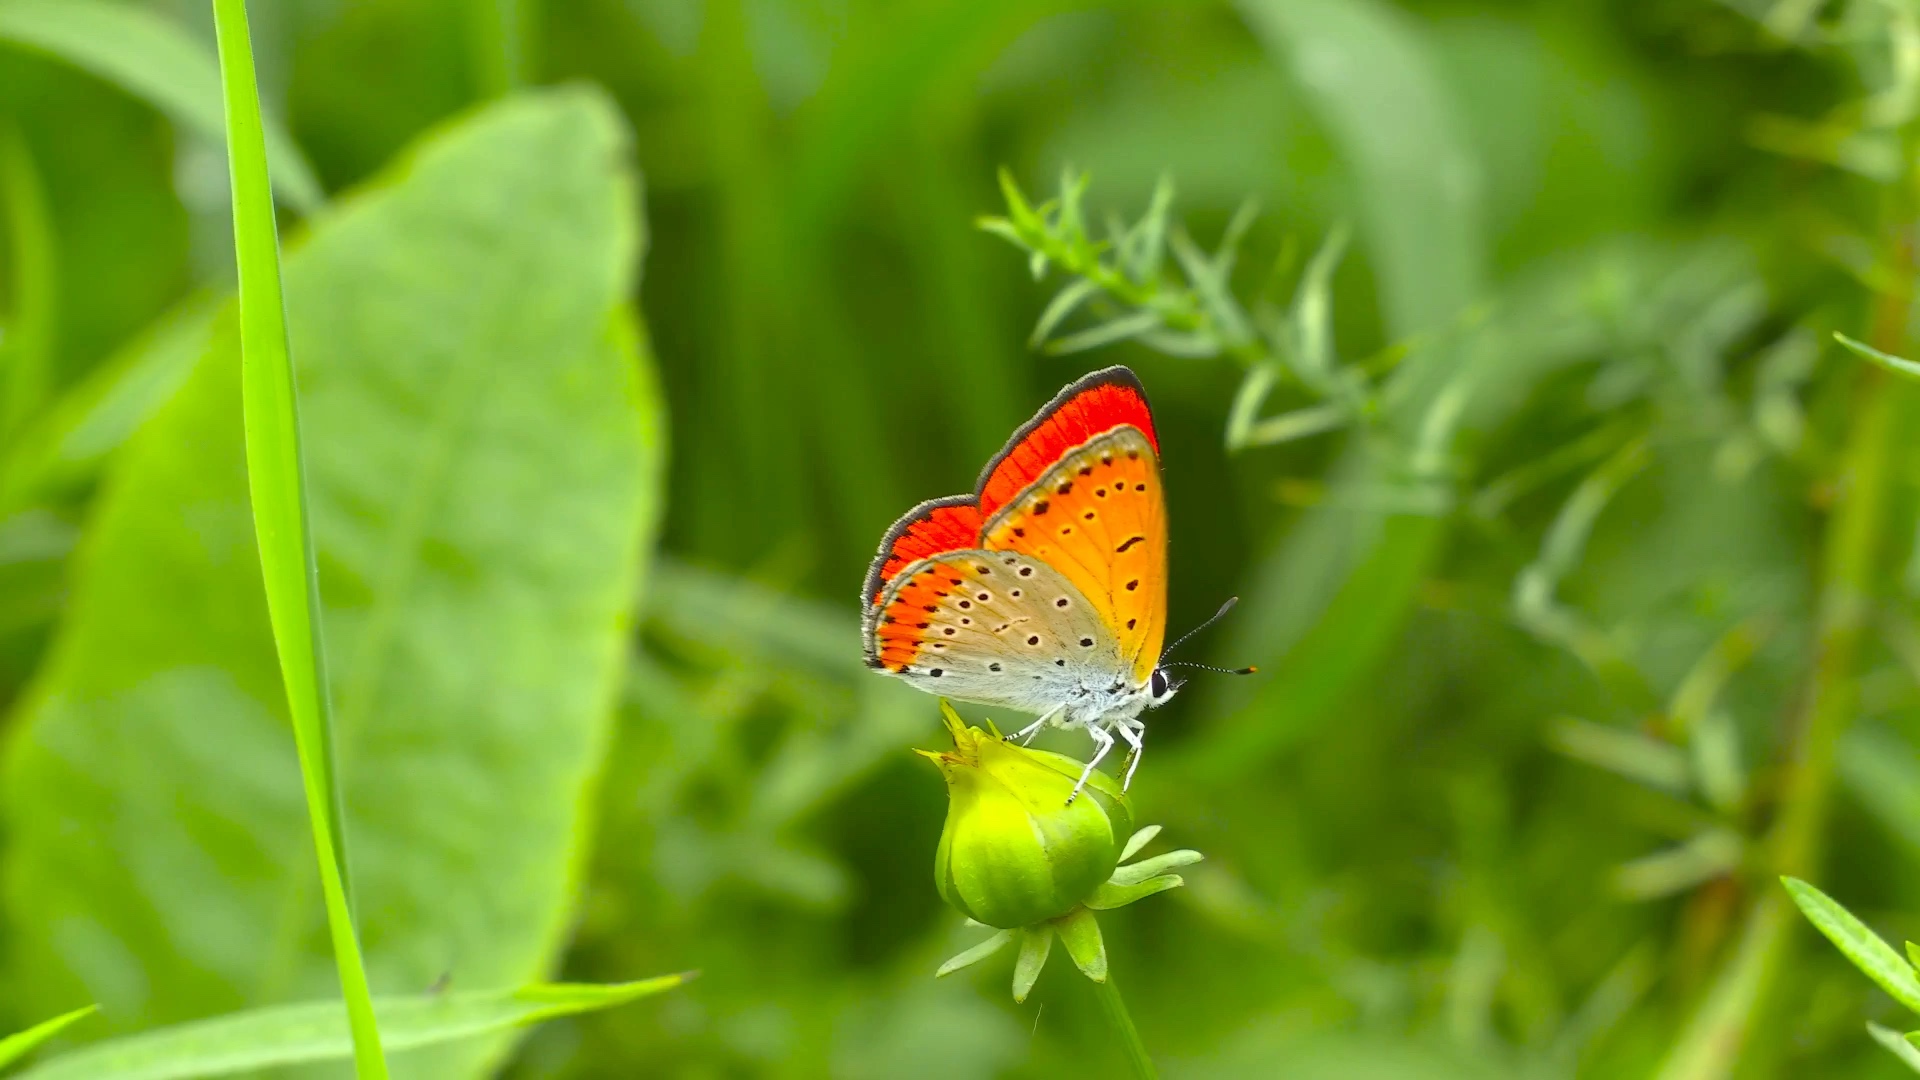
1150;670;1169;698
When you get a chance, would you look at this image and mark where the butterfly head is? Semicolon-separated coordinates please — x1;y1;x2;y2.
1147;667;1184;706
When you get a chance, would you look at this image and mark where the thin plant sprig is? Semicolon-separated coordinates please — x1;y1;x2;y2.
210;1;389;1076
978;169;1374;453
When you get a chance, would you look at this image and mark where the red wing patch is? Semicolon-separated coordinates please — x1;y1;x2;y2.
976;366;1157;520
862;495;983;606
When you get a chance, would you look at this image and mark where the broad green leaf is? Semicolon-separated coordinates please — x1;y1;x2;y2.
0;0;322;212
0;1006;95;1071
15;979;685;1080
0;298;213;513
1782;878;1920;1014
0;88;662;1080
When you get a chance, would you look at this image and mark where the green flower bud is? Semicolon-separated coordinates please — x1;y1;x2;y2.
918;701;1134;929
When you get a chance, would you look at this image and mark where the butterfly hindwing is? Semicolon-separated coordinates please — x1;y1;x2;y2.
980;426;1167;683
864;550;1123;711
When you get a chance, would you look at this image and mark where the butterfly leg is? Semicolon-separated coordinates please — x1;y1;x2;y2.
1006;704;1063;746
1065;723;1116;806
1115;719;1145;792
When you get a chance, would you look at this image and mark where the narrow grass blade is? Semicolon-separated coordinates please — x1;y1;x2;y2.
210;0;386;1075
0;1007;96;1071
1868;1022;1920;1074
1782;877;1920;1013
1836;331;1920;380
15;978;687;1080
0;122;55;448
0;0;322;212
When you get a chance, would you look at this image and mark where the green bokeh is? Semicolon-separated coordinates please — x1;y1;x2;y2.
2;0;1920;1077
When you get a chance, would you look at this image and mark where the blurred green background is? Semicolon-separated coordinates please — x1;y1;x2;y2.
5;0;1920;1076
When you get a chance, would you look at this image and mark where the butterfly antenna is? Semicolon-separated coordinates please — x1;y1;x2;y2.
1162;596;1242;659
1161;661;1258;676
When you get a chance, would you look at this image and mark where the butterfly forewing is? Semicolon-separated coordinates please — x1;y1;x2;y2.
979;427;1167;683
866;550;1122;711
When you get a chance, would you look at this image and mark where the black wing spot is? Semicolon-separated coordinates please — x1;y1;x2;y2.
943;628;956;636
1116;535;1145;553
1134;483;1146;492
958;599;972;609
1010;589;1022;598
1083;511;1095;520
930;668;944;677
989;662;1002;672
1055;658;1066;667
961;618;972;625
1055;598;1069;608
976;565;991;575
1126;579;1139;591
1079;637;1095;647
923;605;938;613
917;622;931;629
1126;450;1138;460
1018;567;1034;577
1079;465;1093;476
977;592;990;601
1095;488;1107;497
1056;481;1073;495
1032;500;1050;515
1027;635;1041;645
1126;618;1136;629
949;577;964;586
1013;527;1026;537
1060;526;1073;536
1003;556;1018;565
1102;454;1113;465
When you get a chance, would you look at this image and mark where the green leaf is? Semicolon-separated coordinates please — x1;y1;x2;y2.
1118;825;1162;864
935;931;1014;978
1028;278;1100;349
1054;907;1108;983
1867;1022;1920;1074
0;1006;96;1071
14;979;685;1080
1782;878;1920;1014
1086;875;1186;911
1044;309;1162;356
1108;849;1204;888
1;88;660;1080
211;0;386;1072
0;0;322;212
1835;331;1920;381
0;297;212;513
1011;926;1051;1004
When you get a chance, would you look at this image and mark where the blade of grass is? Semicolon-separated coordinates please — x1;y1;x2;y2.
0;0;322;213
209;0;386;1076
14;978;688;1080
0;1007;96;1072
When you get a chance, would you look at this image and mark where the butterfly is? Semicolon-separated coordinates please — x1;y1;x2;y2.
861;365;1247;801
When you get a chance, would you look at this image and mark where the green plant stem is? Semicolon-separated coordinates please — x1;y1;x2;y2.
1089;973;1159;1080
210;0;389;1076
1655;264;1913;1080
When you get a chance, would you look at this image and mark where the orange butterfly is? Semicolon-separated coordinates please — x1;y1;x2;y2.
861;366;1244;800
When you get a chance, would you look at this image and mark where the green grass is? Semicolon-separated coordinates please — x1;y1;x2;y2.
208;0;385;1075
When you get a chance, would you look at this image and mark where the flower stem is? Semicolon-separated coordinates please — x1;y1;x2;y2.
1089;972;1160;1080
